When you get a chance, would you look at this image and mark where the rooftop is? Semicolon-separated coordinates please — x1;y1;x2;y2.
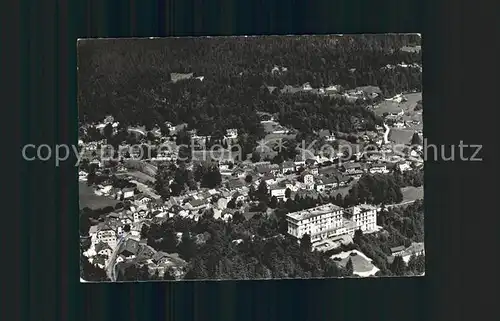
286;203;343;221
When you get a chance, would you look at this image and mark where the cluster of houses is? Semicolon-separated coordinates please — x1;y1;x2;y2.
84;220;189;279
388;242;425;264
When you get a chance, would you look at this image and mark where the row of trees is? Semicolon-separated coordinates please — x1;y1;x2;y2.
154;161;222;200
344;173;404;206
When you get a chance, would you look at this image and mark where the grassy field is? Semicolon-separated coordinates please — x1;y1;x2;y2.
116;170;155;184
332;251;375;273
79;182;119;210
373;92;422;117
401;186;424;202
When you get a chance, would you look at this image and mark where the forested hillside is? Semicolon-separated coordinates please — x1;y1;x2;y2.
78;34;421;135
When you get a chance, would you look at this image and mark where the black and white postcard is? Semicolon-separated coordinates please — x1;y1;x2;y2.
78;34;424;282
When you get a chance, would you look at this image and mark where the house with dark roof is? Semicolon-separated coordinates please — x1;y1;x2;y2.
262;174;277;186
136;244;157;262
170;72;194;83
186;198;209;212
355;86;382;99
94;241;112;257
342;162;362;173
152;251;170;264
390;245;406;256
119;238;140;258
280;161;296;174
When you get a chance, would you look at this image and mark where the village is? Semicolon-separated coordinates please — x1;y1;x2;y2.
79;84;425;281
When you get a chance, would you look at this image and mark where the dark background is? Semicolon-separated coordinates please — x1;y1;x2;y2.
5;0;498;320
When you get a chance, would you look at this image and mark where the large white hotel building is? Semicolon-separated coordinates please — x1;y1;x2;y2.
286;203;378;242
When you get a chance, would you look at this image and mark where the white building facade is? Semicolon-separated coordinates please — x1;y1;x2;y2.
344;205;377;232
286;204;344;242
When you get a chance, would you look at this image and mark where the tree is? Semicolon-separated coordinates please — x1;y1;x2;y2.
232;211;245;224
245;174;253;183
407;254;425;274
163;267;176;280
300;234;312;252
138;264;151;280
160;228;178;253
140;223;150;239
345;257;354;276
390;255;407;276
353;229;363;244
324;260;342;278
411;132;422;145
178;231;197;261
103;123;113;139
201;166;222;188
257;180;269;201
251;151;261;163
285;188;292;199
184;257;209;280
269;196;278;209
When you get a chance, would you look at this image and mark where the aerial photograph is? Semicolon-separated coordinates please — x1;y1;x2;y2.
78;34;424;282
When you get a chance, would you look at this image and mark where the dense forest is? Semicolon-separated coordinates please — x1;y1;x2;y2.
78;35;421;136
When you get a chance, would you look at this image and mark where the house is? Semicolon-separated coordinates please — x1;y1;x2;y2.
286;203;345;242
226;178;245;190
402;242;425;263
390;245;406;257
336;174;351;187
91;255;107;269
316;177;338;192
225;129;238;139
369;163;389;174
232;192;246;203
280;85;303;95
122;187;135;199
262;174;277;186
342;162;362;174
294;154;307;167
115;254;126;264
136;244;157;262
134;194;151;206
119;238;140;258
280;161;295;174
302;82;313;91
94;241;112;257
325;85;340;93
305;158;317;167
270;185;287;199
170;72;194;83
397;161;412;172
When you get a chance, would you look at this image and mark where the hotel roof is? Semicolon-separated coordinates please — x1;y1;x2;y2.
286;203;343;221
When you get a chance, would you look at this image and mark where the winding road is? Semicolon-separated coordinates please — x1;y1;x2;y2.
105;234;129;281
383;123;390;144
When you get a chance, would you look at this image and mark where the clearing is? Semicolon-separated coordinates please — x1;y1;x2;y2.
79;182;119;211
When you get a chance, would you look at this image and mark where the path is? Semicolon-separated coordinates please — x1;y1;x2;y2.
105;234;129;281
383;123;390;144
